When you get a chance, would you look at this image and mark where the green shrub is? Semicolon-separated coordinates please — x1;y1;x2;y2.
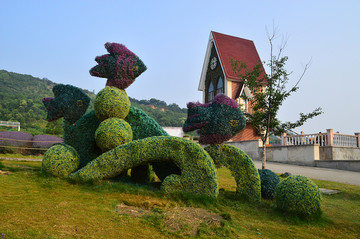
69;136;219;198
63;111;101;168
258;169;280;200
42;144;80;177
94;86;130;121
125;106;168;140
204;144;261;202
95;118;133;152
275;175;322;217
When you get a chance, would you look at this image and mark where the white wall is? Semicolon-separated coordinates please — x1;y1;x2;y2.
162;127;184;138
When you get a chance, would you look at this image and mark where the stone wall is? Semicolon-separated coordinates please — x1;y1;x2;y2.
225;139;263;161
223;141;360;171
320;146;360;161
265;145;319;166
315;160;360;172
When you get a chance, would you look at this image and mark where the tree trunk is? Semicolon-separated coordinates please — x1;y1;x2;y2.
262;143;266;169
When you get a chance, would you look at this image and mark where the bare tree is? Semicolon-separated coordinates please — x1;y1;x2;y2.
232;27;322;169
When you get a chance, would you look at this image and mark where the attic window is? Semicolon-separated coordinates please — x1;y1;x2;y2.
216;77;224;94
237;91;248;112
208;81;215;102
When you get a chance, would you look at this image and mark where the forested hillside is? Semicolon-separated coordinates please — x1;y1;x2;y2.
0;70;187;136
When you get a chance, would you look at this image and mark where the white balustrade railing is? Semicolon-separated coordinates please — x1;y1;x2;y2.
282;129;359;148
333;133;358;147
285;133;327;146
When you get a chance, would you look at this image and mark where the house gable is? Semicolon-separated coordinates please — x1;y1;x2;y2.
198;31;265;142
199;31;265;103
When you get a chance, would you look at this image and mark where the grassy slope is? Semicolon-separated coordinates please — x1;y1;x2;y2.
0;160;359;238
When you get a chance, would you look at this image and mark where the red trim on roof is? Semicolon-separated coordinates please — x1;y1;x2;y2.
212;31;265;81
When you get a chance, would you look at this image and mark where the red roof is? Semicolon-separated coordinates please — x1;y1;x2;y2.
212;31;264;81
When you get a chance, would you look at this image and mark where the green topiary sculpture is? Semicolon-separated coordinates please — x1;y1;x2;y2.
183;94;246;144
275;175;322;217
95;118;133;152
42;144;80;177
69;136;219;198
204;144;261;202
258;169;280;200
94;86;131;121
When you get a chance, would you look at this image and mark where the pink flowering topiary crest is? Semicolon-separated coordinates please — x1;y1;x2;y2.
89;42;147;90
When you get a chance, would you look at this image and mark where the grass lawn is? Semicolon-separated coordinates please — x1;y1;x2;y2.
0;159;359;238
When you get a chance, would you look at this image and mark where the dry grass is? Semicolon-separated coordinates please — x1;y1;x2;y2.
0;159;359;238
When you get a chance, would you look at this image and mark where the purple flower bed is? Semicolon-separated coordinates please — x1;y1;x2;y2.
32;135;63;148
0;131;33;147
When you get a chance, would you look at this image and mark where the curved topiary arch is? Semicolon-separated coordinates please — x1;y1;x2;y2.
204;144;261;202
69;136;219;198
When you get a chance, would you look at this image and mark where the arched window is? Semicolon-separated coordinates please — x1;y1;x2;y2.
216;77;224;95
208;81;215;102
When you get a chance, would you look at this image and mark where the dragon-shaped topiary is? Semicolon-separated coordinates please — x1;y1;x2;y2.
41;42;260;200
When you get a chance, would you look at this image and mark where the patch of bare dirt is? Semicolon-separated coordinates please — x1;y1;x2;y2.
116;204;151;217
164;207;223;235
116;204;223;236
0;170;12;175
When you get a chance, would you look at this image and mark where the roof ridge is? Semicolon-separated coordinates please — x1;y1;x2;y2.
211;31;254;43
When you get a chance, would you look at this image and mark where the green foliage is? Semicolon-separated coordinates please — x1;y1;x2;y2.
94;86;130;121
183;94;246;144
276;175;322;217
129;97;187;127
43;84;90;124
204;144;261;202
231;32;322;169
95;118;133;152
125;106;168;140
63;110;101;168
69;136;219;198
231;53;322;138
0;70;186;137
0;70;96;134
258;169;280;199
125;106;180;181
45;119;63;136
42;144;80;177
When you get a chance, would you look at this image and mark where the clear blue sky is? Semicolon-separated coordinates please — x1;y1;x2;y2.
1;1;359;134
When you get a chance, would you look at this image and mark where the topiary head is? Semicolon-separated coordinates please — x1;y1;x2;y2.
258;169;280;200
183;94;246;144
90;42;147;90
275;175;322;218
42;84;90;124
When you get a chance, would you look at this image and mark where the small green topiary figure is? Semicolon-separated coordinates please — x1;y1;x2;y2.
258;169;280;200
94;86;130;121
42;144;80;177
276;175;322;217
95;118;133;152
205;144;261;202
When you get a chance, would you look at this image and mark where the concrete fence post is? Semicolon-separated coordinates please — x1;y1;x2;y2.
355;132;360;148
281;132;287;146
327;129;334;146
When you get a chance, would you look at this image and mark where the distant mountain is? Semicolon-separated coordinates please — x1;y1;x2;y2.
0;70;187;135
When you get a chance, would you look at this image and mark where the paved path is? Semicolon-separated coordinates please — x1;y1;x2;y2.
253;161;360;186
